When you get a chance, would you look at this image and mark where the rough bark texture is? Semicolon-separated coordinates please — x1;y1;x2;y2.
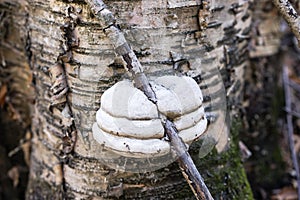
0;1;32;199
249;0;281;58
2;0;253;199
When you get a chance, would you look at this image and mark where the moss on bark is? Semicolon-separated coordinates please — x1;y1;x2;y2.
172;118;254;199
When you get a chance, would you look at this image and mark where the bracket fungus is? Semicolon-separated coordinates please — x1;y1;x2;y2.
92;75;208;158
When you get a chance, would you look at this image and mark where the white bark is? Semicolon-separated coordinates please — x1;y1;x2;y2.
24;0;253;198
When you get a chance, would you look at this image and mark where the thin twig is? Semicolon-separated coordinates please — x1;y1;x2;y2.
289;79;300;93
272;0;300;46
282;65;300;198
165;120;213;199
85;0;213;199
284;108;300;118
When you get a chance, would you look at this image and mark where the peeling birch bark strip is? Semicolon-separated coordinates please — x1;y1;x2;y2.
85;0;213;199
272;0;300;46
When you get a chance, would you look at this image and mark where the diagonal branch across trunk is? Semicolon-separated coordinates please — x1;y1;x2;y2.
85;0;213;199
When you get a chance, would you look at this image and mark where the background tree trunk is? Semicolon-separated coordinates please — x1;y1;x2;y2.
0;1;32;199
1;0;254;199
243;0;294;198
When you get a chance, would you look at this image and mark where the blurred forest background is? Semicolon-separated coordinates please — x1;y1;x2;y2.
1;0;300;199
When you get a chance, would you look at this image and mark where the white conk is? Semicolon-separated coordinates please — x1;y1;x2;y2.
92;75;208;158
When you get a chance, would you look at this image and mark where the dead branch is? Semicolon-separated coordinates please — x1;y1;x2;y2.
282;65;300;198
165;120;213;199
272;0;300;46
285;108;300;118
85;0;213;199
289;79;300;93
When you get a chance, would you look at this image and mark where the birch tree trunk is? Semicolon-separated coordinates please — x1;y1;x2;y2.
2;0;254;199
0;1;32;198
